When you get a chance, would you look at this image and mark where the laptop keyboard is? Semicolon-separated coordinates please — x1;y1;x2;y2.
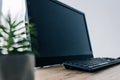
63;58;120;71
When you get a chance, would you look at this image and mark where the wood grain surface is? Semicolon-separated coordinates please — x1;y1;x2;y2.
35;64;120;80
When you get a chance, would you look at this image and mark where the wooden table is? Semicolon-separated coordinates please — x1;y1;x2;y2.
35;64;120;80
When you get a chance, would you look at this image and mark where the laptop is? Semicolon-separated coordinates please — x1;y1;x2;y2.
26;0;120;71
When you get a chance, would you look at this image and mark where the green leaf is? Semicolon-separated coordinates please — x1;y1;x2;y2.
16;38;29;44
16;45;30;49
0;25;9;34
13;27;25;33
0;33;3;37
14;32;26;37
5;14;12;24
13;20;24;28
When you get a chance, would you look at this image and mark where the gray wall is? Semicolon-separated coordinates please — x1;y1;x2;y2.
58;0;120;58
1;0;25;19
0;0;2;46
0;0;1;23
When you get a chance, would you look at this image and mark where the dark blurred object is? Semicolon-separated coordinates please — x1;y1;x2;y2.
118;57;120;59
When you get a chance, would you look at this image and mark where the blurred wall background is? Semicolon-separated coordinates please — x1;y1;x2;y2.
1;0;25;19
0;0;2;17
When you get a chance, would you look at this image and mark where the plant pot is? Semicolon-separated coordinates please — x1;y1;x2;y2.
0;54;35;80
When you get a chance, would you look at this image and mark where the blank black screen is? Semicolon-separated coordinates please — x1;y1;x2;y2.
27;0;92;57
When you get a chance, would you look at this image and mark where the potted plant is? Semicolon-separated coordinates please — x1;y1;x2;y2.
0;14;35;80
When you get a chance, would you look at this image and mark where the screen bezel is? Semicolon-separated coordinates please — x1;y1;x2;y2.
26;0;94;67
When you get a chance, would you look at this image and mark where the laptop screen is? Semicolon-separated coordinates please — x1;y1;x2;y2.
27;0;93;66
